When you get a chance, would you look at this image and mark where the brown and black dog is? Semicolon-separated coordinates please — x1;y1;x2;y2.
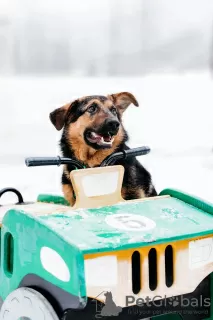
49;92;157;206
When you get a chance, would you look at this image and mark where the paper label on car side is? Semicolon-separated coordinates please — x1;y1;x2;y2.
189;237;213;269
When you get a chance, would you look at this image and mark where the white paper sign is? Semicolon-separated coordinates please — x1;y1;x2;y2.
189;237;213;269
82;171;119;197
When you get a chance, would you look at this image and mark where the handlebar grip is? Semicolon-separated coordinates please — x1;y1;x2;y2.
25;157;62;167
124;146;150;158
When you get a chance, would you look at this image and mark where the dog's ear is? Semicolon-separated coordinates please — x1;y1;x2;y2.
49;102;72;131
108;92;139;113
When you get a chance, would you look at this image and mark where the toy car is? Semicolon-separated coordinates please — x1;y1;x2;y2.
0;147;212;320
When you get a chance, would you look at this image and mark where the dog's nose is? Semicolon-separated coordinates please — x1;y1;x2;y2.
106;120;120;132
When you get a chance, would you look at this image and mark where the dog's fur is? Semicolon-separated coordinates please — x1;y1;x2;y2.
49;92;157;206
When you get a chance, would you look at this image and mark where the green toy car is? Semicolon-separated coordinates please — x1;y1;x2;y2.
0;147;212;320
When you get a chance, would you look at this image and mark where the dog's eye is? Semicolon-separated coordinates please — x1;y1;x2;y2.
87;104;98;114
111;107;117;115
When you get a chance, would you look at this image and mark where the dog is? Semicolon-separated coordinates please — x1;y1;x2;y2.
101;291;122;316
49;92;157;206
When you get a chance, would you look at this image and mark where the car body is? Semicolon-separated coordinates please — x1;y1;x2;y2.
0;165;212;319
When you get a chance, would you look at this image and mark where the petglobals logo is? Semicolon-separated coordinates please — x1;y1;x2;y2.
125;295;211;308
93;291;123;318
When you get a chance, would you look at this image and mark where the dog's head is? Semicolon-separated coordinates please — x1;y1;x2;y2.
49;92;139;150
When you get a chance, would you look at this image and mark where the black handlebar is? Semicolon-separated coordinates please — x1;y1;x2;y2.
100;146;150;166
25;146;150;168
25;156;85;169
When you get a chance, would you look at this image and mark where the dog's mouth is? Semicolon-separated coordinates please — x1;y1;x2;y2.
85;130;115;148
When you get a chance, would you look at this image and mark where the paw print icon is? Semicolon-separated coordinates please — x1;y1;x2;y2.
168;296;179;307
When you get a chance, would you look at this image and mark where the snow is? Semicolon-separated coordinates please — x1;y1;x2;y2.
0;72;212;204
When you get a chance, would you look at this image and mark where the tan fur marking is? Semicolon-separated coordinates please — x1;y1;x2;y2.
103;99;114;108
121;187;127;199
62;184;75;206
139;189;146;198
121;186;146;200
64;165;71;180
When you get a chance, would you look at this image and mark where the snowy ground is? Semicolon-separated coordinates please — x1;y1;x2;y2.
0;72;212;204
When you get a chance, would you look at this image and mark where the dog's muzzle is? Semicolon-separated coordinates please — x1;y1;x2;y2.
104;119;120;135
84;119;120;149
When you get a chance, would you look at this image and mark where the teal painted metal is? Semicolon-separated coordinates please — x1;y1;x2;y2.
37;194;69;206
7;196;213;255
39;196;213;254
160;188;213;216
0;209;87;305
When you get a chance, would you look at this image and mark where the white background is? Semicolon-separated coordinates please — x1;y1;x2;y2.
0;73;212;203
0;0;212;204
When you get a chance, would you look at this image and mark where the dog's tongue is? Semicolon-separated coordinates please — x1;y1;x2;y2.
91;132;111;142
90;132;102;142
